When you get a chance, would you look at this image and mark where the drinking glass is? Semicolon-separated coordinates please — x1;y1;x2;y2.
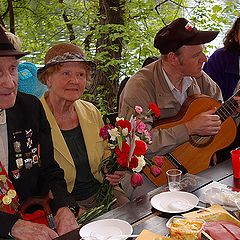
231;149;240;179
166;169;182;191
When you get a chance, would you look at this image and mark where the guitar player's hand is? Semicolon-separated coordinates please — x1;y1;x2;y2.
185;107;221;136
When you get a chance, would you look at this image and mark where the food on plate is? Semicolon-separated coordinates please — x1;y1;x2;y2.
204;221;240;240
169;218;205;240
136;229;172;240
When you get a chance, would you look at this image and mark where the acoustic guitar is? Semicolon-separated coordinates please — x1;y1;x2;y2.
143;93;239;187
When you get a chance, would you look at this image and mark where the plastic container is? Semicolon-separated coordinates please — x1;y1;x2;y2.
166;216;205;240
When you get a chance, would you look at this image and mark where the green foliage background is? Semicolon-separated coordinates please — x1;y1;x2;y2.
0;0;239;113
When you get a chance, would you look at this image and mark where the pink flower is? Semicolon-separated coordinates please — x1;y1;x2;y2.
144;129;152;144
150;165;162;177
99;124;114;140
135;106;143;114
130;173;143;187
99;127;109;140
152;156;164;167
136;119;146;134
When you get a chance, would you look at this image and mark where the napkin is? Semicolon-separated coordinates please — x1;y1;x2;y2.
199;187;240;211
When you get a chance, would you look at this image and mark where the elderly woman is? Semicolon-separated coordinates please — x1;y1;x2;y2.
38;43;129;209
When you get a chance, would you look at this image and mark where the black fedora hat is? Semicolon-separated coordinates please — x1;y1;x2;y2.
154;18;219;54
0;26;28;58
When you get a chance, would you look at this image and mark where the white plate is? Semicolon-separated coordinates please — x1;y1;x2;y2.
151;191;199;213
79;219;133;240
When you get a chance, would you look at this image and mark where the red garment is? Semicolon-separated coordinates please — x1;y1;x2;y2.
20;210;48;226
0;161;19;214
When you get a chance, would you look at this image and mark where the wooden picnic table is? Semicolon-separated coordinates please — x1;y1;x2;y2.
55;159;238;240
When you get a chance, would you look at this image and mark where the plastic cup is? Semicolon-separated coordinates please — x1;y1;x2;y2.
166;169;182;191
231;149;240;179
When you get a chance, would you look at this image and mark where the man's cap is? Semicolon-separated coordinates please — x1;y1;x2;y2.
0;26;28;58
37;43;96;83
154;18;219;54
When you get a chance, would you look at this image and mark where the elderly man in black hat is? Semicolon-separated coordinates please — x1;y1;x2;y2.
119;18;240;198
0;27;79;239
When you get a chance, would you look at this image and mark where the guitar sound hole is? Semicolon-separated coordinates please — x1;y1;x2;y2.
189;135;214;148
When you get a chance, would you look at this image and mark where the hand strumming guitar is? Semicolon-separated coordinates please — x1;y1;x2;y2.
185;107;221;136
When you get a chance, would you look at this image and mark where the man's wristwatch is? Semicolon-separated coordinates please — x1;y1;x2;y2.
68;205;80;216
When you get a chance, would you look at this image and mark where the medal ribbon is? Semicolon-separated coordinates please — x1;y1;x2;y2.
0;160;19;214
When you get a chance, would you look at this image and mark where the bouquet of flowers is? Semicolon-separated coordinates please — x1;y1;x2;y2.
77;103;163;225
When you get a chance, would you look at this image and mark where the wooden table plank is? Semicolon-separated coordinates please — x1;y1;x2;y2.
54;161;233;240
197;159;232;181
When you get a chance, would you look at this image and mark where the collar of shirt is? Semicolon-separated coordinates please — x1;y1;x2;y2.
0;110;6;125
0;122;8;173
162;68;193;104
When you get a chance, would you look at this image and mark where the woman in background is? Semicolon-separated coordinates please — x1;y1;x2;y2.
204;16;240;161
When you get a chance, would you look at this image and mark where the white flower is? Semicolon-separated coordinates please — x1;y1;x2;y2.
108;143;115;149
108;128;120;141
122;127;129;136
116;117;124;121
132;155;146;172
134;135;140;140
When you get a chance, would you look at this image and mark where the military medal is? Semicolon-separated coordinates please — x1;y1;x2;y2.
0;161;19;214
32;154;39;164
25;129;33;138
13;141;21;153
7;189;16;199
26;138;32;149
2;195;12;205
32;147;37;154
16;158;23;169
0;175;7;183
15;153;22;158
12;170;20;179
24;158;33;169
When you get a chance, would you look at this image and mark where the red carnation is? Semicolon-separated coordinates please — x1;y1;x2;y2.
133;140;147;156
116;119;131;132
149;102;160;118
115;142;130;156
117;156;128;168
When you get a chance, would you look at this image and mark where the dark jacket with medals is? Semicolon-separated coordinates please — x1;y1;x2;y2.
0;92;77;238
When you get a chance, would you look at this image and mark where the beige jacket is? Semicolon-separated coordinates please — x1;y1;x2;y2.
41;93;109;192
119;59;223;157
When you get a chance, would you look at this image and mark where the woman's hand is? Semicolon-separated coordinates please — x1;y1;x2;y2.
11;219;58;240
105;170;126;186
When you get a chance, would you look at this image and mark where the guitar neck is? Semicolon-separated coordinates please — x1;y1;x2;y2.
217;89;240;121
165;153;188;174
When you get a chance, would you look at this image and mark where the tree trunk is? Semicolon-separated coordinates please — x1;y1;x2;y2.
7;0;15;33
89;0;125;113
